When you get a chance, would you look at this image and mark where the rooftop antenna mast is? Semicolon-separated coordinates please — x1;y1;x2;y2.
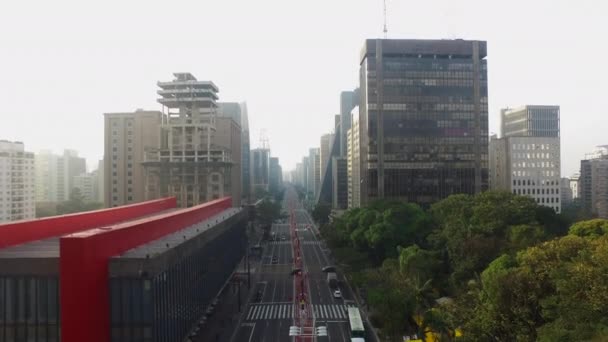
383;0;388;38
260;129;270;150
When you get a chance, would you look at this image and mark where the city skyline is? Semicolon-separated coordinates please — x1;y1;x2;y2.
1;0;606;176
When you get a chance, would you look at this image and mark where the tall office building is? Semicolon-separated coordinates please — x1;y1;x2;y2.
251;148;270;195
560;177;573;205
307;148;320;198
302;156;310;194
269;157;282;194
35;150;59;202
347;106;361;208
501;105;560;138
73;172;97;203
332;156;348;210
570;173;580;199
240;103;251;202
0;140;35;222
340;89;359;157
219;102;250;203
105;109;162;207
35;149;86;203
354;39;488;207
214;116;242;206
490;105;561;212
580;146;608;218
143;73;239;208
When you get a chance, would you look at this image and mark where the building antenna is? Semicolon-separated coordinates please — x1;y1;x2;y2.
260;129;270;150
383;0;388;38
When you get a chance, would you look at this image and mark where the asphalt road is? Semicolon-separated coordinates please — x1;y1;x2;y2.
231;189;376;342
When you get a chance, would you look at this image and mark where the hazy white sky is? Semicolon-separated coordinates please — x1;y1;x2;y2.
0;0;606;176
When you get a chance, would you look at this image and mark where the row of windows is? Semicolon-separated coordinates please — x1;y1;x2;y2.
513;161;557;169
513;179;560;186
513;187;560;195
512;170;558;177
512;143;556;151
513;152;555;160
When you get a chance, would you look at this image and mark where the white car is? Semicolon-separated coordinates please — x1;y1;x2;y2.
333;289;342;298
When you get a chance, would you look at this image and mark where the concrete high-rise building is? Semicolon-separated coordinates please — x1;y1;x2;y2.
269;157;282;194
97;159;104;203
570;173;580;199
219;102;250;203
580;146;608;218
332;156;348;210
302;156;310;194
307;148;320;198
320;134;333;183
251;148;270;195
501;105;560;138
35;150;59;202
143;73;239;208
0;140;35;222
214;116;242;206
490;105;561;212
354;39;488;207
35;149;86;203
105;109;163;207
73;172;97;203
490;135;561;212
340;89;359;157
60;150;86;201
560;177;573;206
347;106;361;208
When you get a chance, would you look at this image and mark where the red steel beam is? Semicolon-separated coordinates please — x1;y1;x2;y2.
59;197;231;342
0;197;177;248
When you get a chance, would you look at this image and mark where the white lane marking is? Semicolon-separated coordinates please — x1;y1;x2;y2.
246;306;254;320
247;322;256;342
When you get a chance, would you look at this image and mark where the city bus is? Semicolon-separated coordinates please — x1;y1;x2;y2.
347;307;365;341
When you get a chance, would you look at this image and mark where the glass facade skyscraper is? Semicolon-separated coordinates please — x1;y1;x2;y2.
356;39;489;207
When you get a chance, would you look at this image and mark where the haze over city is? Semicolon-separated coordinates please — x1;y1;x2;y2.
1;0;606;175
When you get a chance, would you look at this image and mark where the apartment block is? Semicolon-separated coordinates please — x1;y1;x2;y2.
0;140;35;222
104;109;162;207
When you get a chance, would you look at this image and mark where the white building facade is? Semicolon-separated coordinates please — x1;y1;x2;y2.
0;140;35;222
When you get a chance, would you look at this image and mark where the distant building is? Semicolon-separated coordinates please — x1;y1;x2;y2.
570;173;580;199
301;156;310;193
219;102;250;202
0;140;35;222
560;177;573;206
35;149;86;203
490;105;561;212
104;109;162;207
269;157;282;194
353;39;488;207
339;89;359;157
332;156;348;210
501;105;560;138
308;148;320;198
579;146;608;218
251;148;270;195
73;172;97;203
347;106;361;208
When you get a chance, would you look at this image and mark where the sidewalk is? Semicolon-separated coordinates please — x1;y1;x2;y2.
191;226;265;342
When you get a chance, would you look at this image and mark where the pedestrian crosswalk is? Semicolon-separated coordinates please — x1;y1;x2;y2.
245;303;356;321
268;241;290;245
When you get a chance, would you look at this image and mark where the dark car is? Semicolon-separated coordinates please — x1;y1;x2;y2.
272;256;278;264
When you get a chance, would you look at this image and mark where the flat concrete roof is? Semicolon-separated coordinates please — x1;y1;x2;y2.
360;38;487;64
117;207;241;259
